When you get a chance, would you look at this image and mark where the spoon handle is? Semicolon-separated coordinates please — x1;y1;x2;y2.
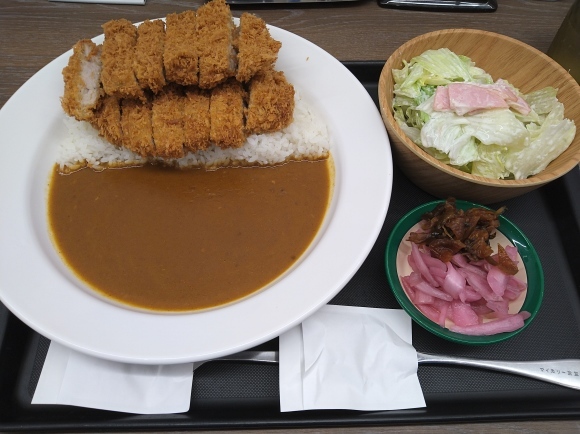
417;352;580;390
193;351;278;371
195;350;580;391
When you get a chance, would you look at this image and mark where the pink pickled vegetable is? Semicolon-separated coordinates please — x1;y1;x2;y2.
460;286;482;303
417;304;441;324
486;299;510;318
422;252;447;271
459;269;502;302
400;239;528;336
401;276;416;301
458;262;488;278
443;262;466;299
414;289;435;305
437;302;449;327
430;267;447;279
451;254;469;267
487;265;509;297
450;301;480;327
411;243;439;287
415;280;453;302
505;245;519;263
449;312;530;335
471;302;494;316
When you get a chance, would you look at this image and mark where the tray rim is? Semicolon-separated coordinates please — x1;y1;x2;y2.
2;61;580;431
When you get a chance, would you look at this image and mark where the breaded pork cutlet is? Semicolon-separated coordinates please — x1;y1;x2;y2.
152;86;185;159
164;11;199;86
210;79;245;148
91;95;123;147
196;0;237;89
245;70;294;135
121;99;155;156
235;13;281;83
183;88;211;152
101;19;144;101
61;39;103;122
134;19;167;93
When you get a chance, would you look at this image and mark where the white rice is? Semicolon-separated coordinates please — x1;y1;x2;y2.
57;91;331;172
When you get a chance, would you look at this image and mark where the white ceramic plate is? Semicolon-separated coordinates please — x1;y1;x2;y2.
0;23;393;364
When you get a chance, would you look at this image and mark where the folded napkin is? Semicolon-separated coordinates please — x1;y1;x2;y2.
32;304;424;414
49;0;145;4
279;304;425;411
32;342;193;414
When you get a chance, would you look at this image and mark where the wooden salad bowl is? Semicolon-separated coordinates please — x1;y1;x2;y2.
378;29;580;204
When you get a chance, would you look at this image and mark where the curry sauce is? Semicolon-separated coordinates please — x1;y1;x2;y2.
48;160;332;312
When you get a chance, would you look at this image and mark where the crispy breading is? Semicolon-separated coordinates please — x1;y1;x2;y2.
91;95;123;147
62;0;297;156
121;98;155;156
236;13;281;83
61;39;103;122
152;86;185;158
134;19;166;93
196;0;236;89
101;19;144;101
164;11;199;86
245;69;294;135
210;79;245;148
183;88;211;152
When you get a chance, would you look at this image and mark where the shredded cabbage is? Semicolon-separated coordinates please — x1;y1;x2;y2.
392;48;576;180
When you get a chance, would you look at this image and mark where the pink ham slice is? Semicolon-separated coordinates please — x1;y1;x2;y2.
433;85;451;111
447;83;509;115
431;81;531;116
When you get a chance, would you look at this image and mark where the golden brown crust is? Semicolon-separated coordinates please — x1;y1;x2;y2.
152;86;185;159
164;11;199;86
134;20;167;93
101;19;144;101
183;87;211;152
245;69;294;135
196;0;236;89
91;95;123;146
62;1;297;158
210;79;245;148
61;39;103;121
121;98;155;156
236;13;281;83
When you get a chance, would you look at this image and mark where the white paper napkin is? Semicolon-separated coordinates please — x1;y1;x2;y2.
279;304;425;411
49;0;145;4
32;341;193;414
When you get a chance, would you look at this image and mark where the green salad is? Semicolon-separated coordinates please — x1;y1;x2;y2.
392;48;576;180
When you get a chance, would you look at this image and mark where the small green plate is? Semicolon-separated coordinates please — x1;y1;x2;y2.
385;200;544;345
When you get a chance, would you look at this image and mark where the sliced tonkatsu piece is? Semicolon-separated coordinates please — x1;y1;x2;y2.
210;79;246;148
183;88;211;152
101;19;144;101
196;0;237;89
235;13;281;83
245;69;294;135
121;98;155;156
91;95;123;147
133;19;166;93
61;39;103;122
152;86;185;159
164;11;199;86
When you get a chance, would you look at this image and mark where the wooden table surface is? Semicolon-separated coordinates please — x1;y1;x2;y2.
0;0;578;432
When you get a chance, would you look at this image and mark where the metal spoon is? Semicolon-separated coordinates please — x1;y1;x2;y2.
416;351;580;390
194;350;580;391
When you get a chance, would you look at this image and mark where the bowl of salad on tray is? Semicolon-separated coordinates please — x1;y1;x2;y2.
378;29;580;204
385;198;544;345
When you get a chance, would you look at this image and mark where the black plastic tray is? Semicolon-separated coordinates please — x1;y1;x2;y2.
1;62;580;431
